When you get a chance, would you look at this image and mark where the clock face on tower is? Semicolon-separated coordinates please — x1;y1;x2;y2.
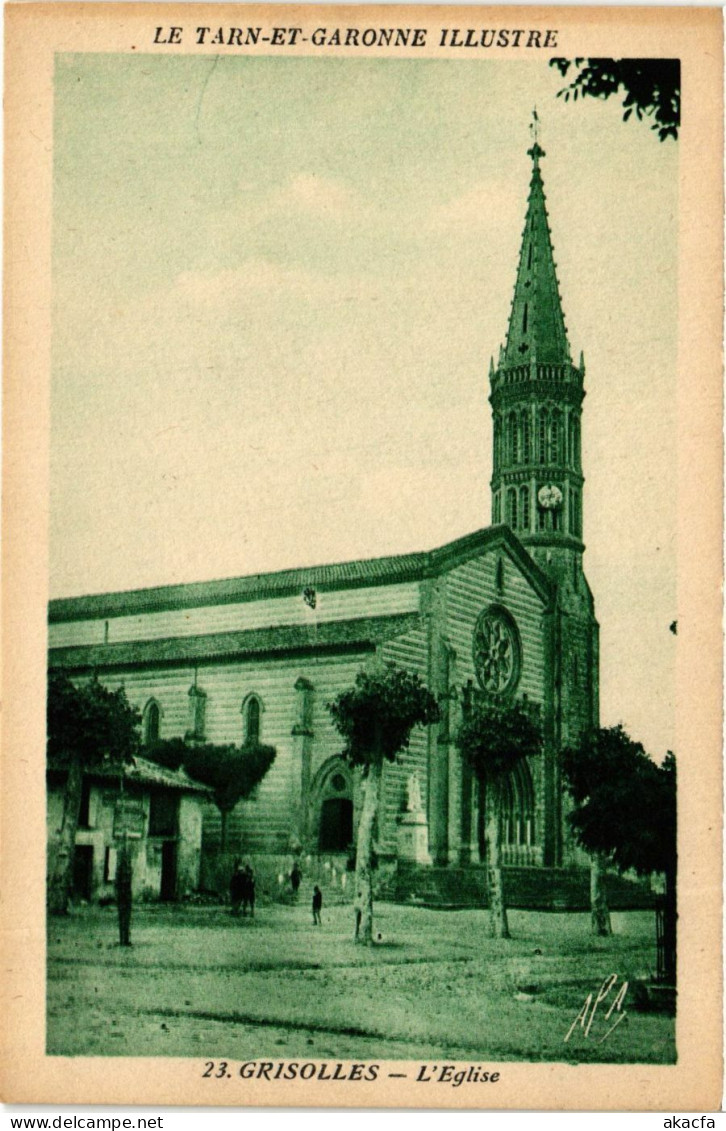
538;484;563;510
473;606;522;697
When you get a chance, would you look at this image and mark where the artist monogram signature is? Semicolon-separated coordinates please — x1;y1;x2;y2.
564;973;629;1044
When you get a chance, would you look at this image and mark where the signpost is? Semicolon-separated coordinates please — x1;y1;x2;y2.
113;775;141;946
112;798;145;840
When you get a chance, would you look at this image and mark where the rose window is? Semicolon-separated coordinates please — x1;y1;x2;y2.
473;607;521;696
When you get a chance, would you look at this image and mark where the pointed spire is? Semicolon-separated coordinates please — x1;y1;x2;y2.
504;116;571;366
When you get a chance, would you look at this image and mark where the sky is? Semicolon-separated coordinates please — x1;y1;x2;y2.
50;55;678;757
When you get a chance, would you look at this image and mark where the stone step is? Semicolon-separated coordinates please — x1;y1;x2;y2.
383;864;656;911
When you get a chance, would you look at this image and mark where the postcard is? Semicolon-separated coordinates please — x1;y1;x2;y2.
1;3;723;1110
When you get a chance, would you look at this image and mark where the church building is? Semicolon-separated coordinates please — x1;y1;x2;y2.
48;138;600;898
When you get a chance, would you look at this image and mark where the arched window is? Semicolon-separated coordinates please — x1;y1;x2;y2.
538;499;548;532
242;695;262;745
573;416;581;470
521;411;531;463
495;557;505;592
538;409;548;465
550;410;561;464
493;416;500;471
507;413;518;464
519;485;530;532
522;303;529;335
143;700;161;746
493;491;501;524
506;487;518;530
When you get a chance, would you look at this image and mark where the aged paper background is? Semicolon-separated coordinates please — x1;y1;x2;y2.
2;3;723;1109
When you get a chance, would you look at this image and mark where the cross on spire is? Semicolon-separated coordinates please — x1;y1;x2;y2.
527;107;546;165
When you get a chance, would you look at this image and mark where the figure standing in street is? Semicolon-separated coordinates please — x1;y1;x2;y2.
230;859;245;916
115;846;133;947
312;884;322;926
290;861;301;898
242;862;255;918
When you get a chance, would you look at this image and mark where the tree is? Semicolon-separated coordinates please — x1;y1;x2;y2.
550;58;680;141
561;727;677;976
456;693;543;939
147;738;276;851
327;663;440;945
47;672;140;915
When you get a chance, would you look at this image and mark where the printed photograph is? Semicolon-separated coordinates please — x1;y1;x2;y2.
46;51;679;1065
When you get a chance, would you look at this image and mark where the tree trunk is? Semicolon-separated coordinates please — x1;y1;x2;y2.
354;759;382;945
590;852;612;937
486;781;509;939
48;756;84;916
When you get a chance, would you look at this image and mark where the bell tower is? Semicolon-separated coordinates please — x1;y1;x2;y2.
489;118;586;591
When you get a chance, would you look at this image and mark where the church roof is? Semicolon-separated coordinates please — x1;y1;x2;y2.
49;525;552;624
48;612;423;671
503;137;571;366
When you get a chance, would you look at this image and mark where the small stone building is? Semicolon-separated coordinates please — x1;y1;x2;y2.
47;758;212;903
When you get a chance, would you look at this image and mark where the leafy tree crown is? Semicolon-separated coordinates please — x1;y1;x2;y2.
550;58;680;141
456;693;543;783
327;663;440;768
561;725;676;875
47;672;141;769
146;738;276;813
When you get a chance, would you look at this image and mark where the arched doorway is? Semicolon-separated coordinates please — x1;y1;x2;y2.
310;759;354;854
479;759;537;866
499;759;536;865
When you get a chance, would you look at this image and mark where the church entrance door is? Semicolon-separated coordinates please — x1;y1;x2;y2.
309;758;355;857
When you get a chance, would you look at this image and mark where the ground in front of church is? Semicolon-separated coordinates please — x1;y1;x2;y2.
46;900;675;1063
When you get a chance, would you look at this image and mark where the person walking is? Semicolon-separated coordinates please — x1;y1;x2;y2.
290;861;301;898
312;884;322;926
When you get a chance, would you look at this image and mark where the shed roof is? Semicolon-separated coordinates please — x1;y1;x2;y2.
48;756;214;795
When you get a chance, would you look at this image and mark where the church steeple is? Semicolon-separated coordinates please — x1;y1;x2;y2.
489;118;587;588
504;130;571;367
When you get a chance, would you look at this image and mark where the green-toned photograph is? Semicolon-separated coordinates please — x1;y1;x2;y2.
46;52;679;1065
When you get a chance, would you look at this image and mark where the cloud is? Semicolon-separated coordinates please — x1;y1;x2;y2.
426;177;521;234
174;260;324;305
277;173;357;217
233;172;368;225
